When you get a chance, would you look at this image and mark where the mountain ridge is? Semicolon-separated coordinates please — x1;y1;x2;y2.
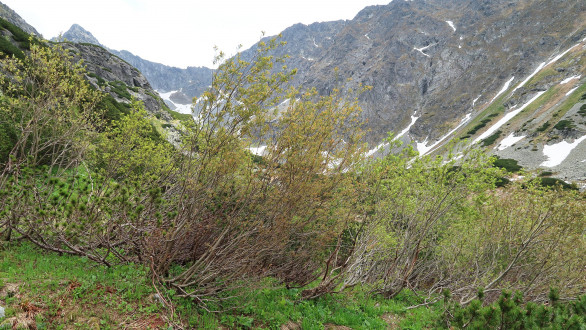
2;1;586;184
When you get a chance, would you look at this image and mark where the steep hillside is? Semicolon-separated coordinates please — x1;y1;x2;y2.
429;37;586;185
61;42;189;144
280;0;586;145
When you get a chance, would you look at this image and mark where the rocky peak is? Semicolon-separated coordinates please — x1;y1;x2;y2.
53;24;103;46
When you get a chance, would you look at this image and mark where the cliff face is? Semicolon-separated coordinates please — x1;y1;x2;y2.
62;43;173;121
270;0;586;144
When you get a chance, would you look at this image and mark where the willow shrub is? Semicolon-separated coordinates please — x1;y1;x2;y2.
323;146;500;300
0;41;103;241
157;43;369;300
437;182;586;304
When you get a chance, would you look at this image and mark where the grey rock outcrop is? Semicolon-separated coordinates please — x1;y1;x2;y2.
64;43;172;121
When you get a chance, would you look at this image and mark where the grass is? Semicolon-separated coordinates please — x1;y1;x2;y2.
165;108;193;122
182;279;442;329
551;82;586;119
0;242;171;328
0;242;442;329
461;113;500;140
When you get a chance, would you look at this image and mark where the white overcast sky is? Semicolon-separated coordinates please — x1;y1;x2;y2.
3;0;391;68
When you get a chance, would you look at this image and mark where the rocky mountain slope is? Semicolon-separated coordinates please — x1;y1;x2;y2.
0;1;39;36
57;1;585;148
4;0;586;184
63;42;173;120
56;24;212;110
243;0;586;184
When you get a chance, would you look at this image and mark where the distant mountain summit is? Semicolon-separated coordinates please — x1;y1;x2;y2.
0;1;40;36
53;24;102;46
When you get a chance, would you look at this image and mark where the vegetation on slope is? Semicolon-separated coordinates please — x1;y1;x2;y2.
0;35;585;329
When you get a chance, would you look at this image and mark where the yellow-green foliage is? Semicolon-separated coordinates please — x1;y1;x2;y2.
438;182;586;302
339;147;500;297
0;41;102;169
93;100;175;182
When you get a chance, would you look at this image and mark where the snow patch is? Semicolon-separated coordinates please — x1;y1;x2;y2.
417;113;472;156
565;87;579;96
541;136;586;167
366;112;420;157
249;146;267;156
446;21;456;32
490;77;515;103
472;95;481;108
394;113;420;140
414;44;432;57
560;75;581;84
513;62;545;93
459;36;463;40
366;142;388;157
416;138;433;156
158;90;193;115
474;91;545;144
364;33;370;40
497;133;525;151
311;37;319;48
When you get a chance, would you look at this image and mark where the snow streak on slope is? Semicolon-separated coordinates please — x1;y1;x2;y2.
497;133;525;151
513;62;545;93
545;43;580;67
474;91;545;144
490;77;515;103
366;142;387;157
366;112;420;157
566;87;579;96
446;21;456;32
395;113;420;140
414;44;432;57
472;95;481;108
560;75;581;84
416;113;472;156
541;136;586;167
